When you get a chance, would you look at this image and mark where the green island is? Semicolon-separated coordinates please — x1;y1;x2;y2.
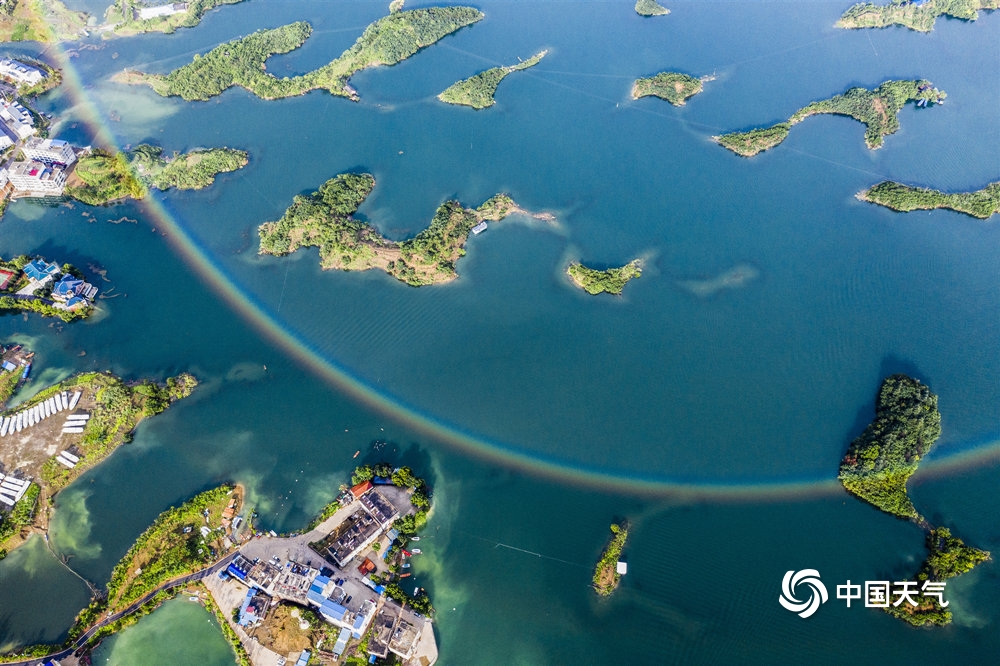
635;0;670;16
66;145;249;205
715;79;945;156
837;0;998;32
116;7;484;102
838;375;991;626
593;522;629;596
259;172;529;286
438;49;547;109
567;260;642;296
0;0;88;42
103;0;245;38
858;180;1000;219
0;255;95;321
0;371;197;562
632;72;702;106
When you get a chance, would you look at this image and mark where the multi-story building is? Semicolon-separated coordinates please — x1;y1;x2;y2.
7;160;67;196
0;102;35;140
22;138;76;166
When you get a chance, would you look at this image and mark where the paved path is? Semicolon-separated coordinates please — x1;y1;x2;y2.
2;552;239;666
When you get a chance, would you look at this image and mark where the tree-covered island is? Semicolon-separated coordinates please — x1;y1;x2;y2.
632;72;703;106
567;260;642;295
103;0;245;38
838;0;998;32
858;181;1000;219
635;0;670;16
66;145;248;205
115;7;484;102
838;375;991;626
715;80;945;156
438;50;548;109
593;522;629;596
259;172;537;286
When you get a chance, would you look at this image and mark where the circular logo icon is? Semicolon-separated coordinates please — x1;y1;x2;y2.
779;569;828;618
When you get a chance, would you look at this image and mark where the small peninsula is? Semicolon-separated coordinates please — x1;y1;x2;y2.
593;522;629;596
259;172;531;286
715;80;945;156
632;72;702;106
838;0;998;32
567;260;641;295
839;375;991;626
858;181;1000;219
66;145;249;205
103;0;246;38
117;7;484;102
2;462;440;665
0;371;197;561
635;0;670;16
438;50;547;109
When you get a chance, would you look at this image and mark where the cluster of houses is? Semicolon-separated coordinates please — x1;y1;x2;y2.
222;480;429;663
0;58;86;199
134;2;189;20
14;258;99;311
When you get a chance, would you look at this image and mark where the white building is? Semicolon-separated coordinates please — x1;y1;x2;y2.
0;58;45;87
23;137;76;166
8;160;67;196
0;102;35;140
136;3;188;20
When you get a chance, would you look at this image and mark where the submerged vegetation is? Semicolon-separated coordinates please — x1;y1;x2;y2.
715;80;944;156
593;522;629;596
839;375;991;626
438;50;547;109
258;172;521;286
837;0;998;32
858;181;1000;219
67;145;248;205
838;374;941;520
635;0;670;16
632;72;702;106
567;260;642;295
119;7;484;102
104;0;245;37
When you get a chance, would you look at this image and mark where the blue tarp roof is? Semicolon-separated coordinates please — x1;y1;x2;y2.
320;599;347;621
227;563;247;580
307;589;326;606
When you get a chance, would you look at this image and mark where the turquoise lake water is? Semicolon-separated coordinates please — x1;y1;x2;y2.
0;1;998;662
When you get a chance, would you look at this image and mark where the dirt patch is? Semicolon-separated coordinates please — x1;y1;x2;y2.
0;388;96;481
255;604;315;655
872;97;889;125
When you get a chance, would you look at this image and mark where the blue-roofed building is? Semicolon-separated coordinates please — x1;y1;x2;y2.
319;599;348;624
295;650;311;666
352;612;367;638
237;589;270;627
52;274;97;303
333;626;352;657
23;259;58;283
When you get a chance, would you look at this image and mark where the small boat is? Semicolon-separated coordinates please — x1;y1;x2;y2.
402;563;411;569
411;549;422;554
353;450;360;458
402;550;411;557
399;573;411;578
21;364;30;379
410;537;420;541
